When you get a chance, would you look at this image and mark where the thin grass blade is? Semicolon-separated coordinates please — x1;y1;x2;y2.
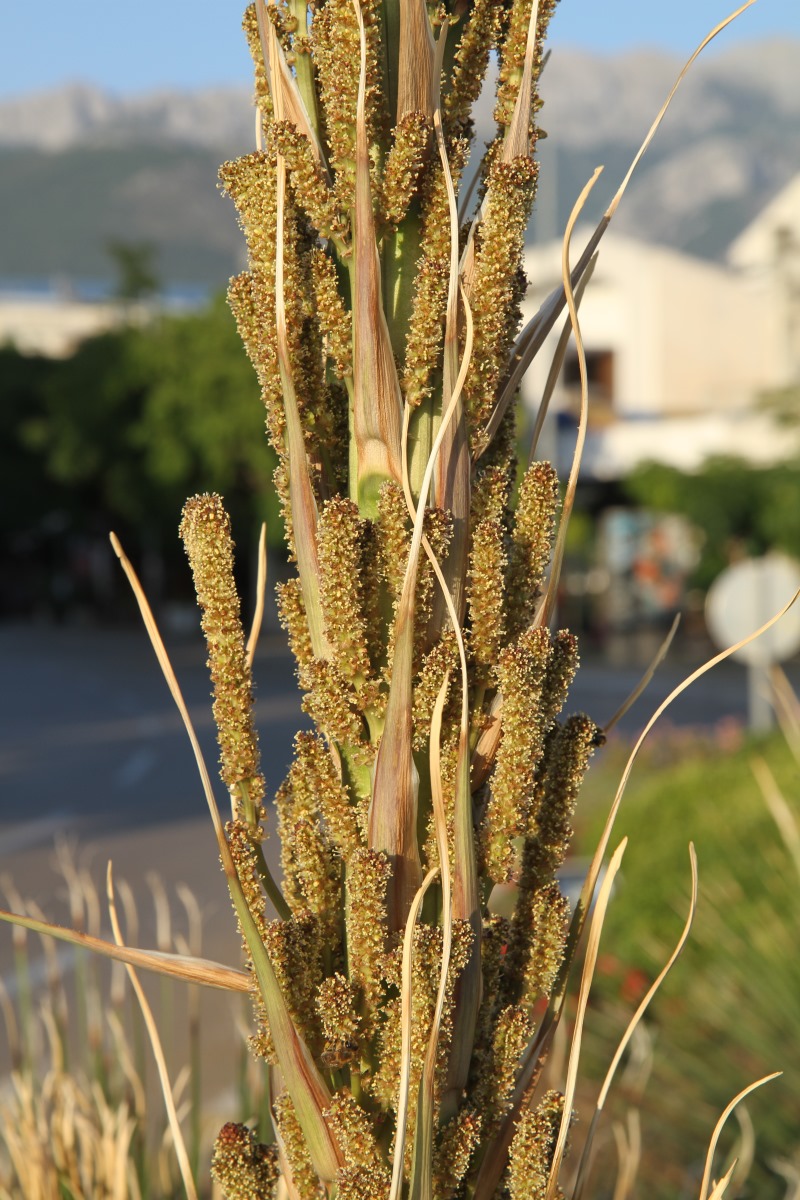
603;614;680;734
389;866;440;1200
0;906;251;993
246;522;268;669
699;1073;781;1200
107;863;199;1200
110;535;340;1181
544;839;628;1200
537;166;603;631
409;676;453;1200
573;845;698;1200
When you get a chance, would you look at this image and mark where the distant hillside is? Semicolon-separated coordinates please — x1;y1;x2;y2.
530;39;800;257
0;82;254;153
1;39;798;290
0;144;245;286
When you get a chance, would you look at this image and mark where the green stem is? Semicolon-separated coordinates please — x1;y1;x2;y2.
254;843;292;921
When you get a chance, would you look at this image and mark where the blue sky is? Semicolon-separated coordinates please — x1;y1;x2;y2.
1;1;798;98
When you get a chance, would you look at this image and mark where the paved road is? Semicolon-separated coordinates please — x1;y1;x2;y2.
0;620;796;1125
2;621;797;850
0;622;308;845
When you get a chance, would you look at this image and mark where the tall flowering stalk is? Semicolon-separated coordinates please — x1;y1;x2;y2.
184;4;608;1196
0;4;780;1196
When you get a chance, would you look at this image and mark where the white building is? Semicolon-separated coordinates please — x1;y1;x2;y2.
521;191;800;480
0;290;123;358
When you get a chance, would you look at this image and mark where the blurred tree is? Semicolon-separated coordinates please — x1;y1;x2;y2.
0;347;57;536
107;239;160;304
625;456;800;588
10;294;281;604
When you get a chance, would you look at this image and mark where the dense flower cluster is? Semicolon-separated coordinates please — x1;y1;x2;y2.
183;3;601;1197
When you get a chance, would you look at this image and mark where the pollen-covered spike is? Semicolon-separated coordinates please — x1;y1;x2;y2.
298;732;361;857
311;248;353;379
480;626;551;882
525;714;601;891
433;1108;483;1200
312;0;384;212
415;507;453;659
358;519;387;678
326;1090;386;1172
336;1162;392;1200
316;976;362;1069
471;1003;535;1132
471;463;513;527
495;0;558;132
263;913;324;1049
318;497;374;689
473;914;511;1053
443;0;503;138
464;155;538;435
274;734;329;916
402;137;469;413
226;819;270;941
180;495;265;815
276;577;315;680
540;631;580;731
376;480;411;603
272;120;349;242
372;924;440;1142
506;460;559;638
242;4;273;120
211;1121;279;1200
381;111;431;229
228;271;284;450
302;660;370;752
291;818;341;941
504;881;569;1009
507;1090;565;1200
402;258;449;411
468;517;508;670
345;848;392;1021
220;151;279;276
274;779;304;917
412;632;459;752
273;1091;322;1200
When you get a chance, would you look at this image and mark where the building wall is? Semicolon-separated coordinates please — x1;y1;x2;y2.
522;230;786;422
0;294;122;357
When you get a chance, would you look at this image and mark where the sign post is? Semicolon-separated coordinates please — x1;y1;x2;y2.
705;555;800;733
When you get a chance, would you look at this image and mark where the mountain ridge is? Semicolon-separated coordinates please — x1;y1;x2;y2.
1;39;798;288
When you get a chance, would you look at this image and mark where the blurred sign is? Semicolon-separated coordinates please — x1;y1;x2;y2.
705;554;800;667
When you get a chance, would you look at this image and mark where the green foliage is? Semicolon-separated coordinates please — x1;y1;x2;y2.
0;347;57;537
8;294;282;550
576;730;799;1197
625;458;800;589
107;239;161;302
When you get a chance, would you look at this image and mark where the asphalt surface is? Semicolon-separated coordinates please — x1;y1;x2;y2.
1;621;797;846
0;619;797;1132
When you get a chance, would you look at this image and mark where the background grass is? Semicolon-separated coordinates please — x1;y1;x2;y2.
574;724;799;1198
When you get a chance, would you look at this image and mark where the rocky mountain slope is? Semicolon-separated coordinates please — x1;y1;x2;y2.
1;38;798;288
